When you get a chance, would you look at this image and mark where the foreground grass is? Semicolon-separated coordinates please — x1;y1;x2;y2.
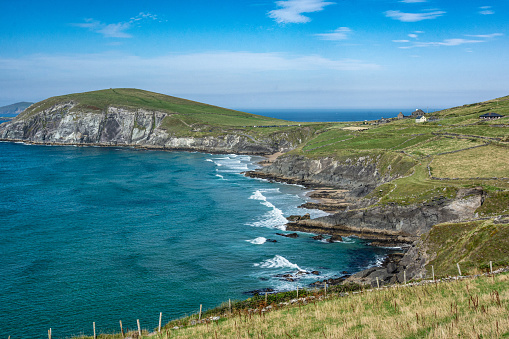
78;272;509;338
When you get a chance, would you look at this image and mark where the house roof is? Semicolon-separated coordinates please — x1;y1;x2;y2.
479;112;504;118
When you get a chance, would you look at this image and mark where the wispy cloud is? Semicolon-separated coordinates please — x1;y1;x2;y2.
315;27;351;40
268;0;335;24
384;10;445;22
466;33;503;38
479;6;494;15
400;0;427;3
398;38;485;49
73;12;159;38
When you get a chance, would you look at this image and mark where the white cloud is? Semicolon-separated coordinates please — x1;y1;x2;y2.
384;10;445;22
399;38;485;49
73;12;159;38
479;6;494;15
268;0;335;24
408;33;418;38
393;39;410;43
466;33;503;38
315;27;351;40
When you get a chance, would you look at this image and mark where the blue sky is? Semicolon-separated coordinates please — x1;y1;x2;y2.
0;0;507;109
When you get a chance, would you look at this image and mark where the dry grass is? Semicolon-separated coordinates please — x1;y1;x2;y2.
431;144;509;178
129;272;509;339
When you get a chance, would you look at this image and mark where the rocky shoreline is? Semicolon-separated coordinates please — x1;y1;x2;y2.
246;154;486;288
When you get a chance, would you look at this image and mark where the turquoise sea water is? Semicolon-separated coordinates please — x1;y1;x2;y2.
0;142;393;338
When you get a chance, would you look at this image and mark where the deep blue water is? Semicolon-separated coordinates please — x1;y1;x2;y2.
0;142;393;338
241;109;413;122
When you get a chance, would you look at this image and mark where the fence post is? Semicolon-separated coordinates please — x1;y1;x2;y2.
296;286;299;299
490;261;493;274
457;263;462;276
432;265;435;281
137;319;141;337
376;277;380;289
159;312;162;333
229;299;232;315
265;292;268;304
324;282;327;296
93;322;96;339
48;328;52;339
199;304;203;321
120;320;125;338
404;270;407;284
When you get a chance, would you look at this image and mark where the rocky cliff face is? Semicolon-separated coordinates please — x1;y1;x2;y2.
247;154;394;197
0;102;293;154
290;187;485;245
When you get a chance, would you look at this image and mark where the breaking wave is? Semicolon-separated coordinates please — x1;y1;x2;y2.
246;237;267;245
254;255;302;271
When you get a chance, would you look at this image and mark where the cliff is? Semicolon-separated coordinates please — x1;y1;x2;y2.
0;90;310;154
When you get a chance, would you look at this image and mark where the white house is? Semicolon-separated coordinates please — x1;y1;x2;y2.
415;115;427;123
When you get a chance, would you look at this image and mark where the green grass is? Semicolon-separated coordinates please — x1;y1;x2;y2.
424;219;509;277
74;271;509;338
431;144;509;179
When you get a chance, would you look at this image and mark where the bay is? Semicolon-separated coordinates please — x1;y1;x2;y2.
0;142;392;338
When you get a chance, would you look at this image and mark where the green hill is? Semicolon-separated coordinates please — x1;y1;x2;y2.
19;88;292;127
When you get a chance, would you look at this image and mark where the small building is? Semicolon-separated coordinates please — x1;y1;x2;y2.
479;112;504;120
397;112;404;119
411;109;426;117
415;115;427;123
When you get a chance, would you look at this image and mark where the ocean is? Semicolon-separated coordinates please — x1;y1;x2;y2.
0;116;395;338
241;108;423;122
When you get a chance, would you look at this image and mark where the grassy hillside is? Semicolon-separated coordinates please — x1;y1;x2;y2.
288;95;509;210
75;270;509;338
424;218;509;277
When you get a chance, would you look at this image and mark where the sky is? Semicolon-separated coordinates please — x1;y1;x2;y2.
0;0;507;109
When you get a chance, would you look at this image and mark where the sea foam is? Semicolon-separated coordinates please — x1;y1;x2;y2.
254;255;302;271
246;237;267;245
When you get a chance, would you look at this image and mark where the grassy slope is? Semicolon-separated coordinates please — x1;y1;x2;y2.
285;95;509;211
424;218;509;277
76;271;509;338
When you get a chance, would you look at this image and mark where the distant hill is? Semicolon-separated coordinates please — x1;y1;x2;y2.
0;102;33;117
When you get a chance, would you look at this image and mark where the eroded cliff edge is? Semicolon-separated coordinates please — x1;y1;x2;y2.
0;102;304;154
246;154;487;285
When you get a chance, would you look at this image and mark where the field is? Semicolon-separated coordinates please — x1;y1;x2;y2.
431;144;509;179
